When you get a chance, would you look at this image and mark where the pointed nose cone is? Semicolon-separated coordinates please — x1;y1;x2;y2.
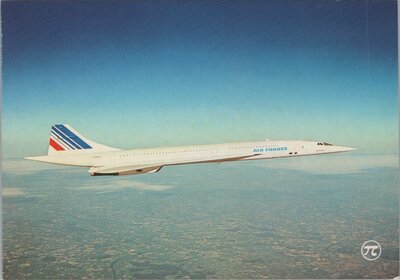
335;146;357;152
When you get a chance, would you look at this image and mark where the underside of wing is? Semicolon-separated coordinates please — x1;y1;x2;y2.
89;164;163;176
89;152;260;176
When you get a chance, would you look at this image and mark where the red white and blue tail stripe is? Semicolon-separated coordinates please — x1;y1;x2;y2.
48;124;118;154
50;124;92;151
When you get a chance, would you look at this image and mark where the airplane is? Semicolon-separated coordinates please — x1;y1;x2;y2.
25;124;356;176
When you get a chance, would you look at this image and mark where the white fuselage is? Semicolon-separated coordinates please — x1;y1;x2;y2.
27;140;355;176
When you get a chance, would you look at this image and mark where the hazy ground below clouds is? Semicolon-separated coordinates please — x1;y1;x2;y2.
2;153;399;279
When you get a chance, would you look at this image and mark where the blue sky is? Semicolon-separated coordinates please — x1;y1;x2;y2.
2;0;398;157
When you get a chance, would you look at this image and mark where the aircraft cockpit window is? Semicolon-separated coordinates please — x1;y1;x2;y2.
323;142;333;146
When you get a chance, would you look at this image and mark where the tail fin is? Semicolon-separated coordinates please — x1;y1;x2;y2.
48;124;118;155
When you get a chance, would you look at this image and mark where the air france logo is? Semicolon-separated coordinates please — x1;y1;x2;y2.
253;147;288;153
361;240;381;261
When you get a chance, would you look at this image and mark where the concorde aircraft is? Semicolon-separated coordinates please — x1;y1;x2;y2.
25;124;356;176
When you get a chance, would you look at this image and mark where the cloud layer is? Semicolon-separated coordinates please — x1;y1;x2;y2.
2;187;28;197
75;179;173;194
257;153;398;174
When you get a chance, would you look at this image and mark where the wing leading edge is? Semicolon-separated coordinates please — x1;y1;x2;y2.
89;153;261;176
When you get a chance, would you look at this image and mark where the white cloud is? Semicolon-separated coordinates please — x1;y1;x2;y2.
74;179;173;194
2;187;28;197
2;187;47;198
254;153;398;174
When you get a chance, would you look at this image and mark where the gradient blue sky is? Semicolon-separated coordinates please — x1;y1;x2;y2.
2;0;398;157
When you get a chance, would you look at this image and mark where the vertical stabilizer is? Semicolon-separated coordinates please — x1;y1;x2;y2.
48;124;119;155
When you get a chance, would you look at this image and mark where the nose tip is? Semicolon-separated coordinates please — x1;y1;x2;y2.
338;146;357;152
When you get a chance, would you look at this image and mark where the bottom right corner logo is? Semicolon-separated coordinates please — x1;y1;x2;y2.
361;240;381;261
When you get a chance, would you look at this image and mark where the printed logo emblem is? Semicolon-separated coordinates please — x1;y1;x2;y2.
361;240;381;261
